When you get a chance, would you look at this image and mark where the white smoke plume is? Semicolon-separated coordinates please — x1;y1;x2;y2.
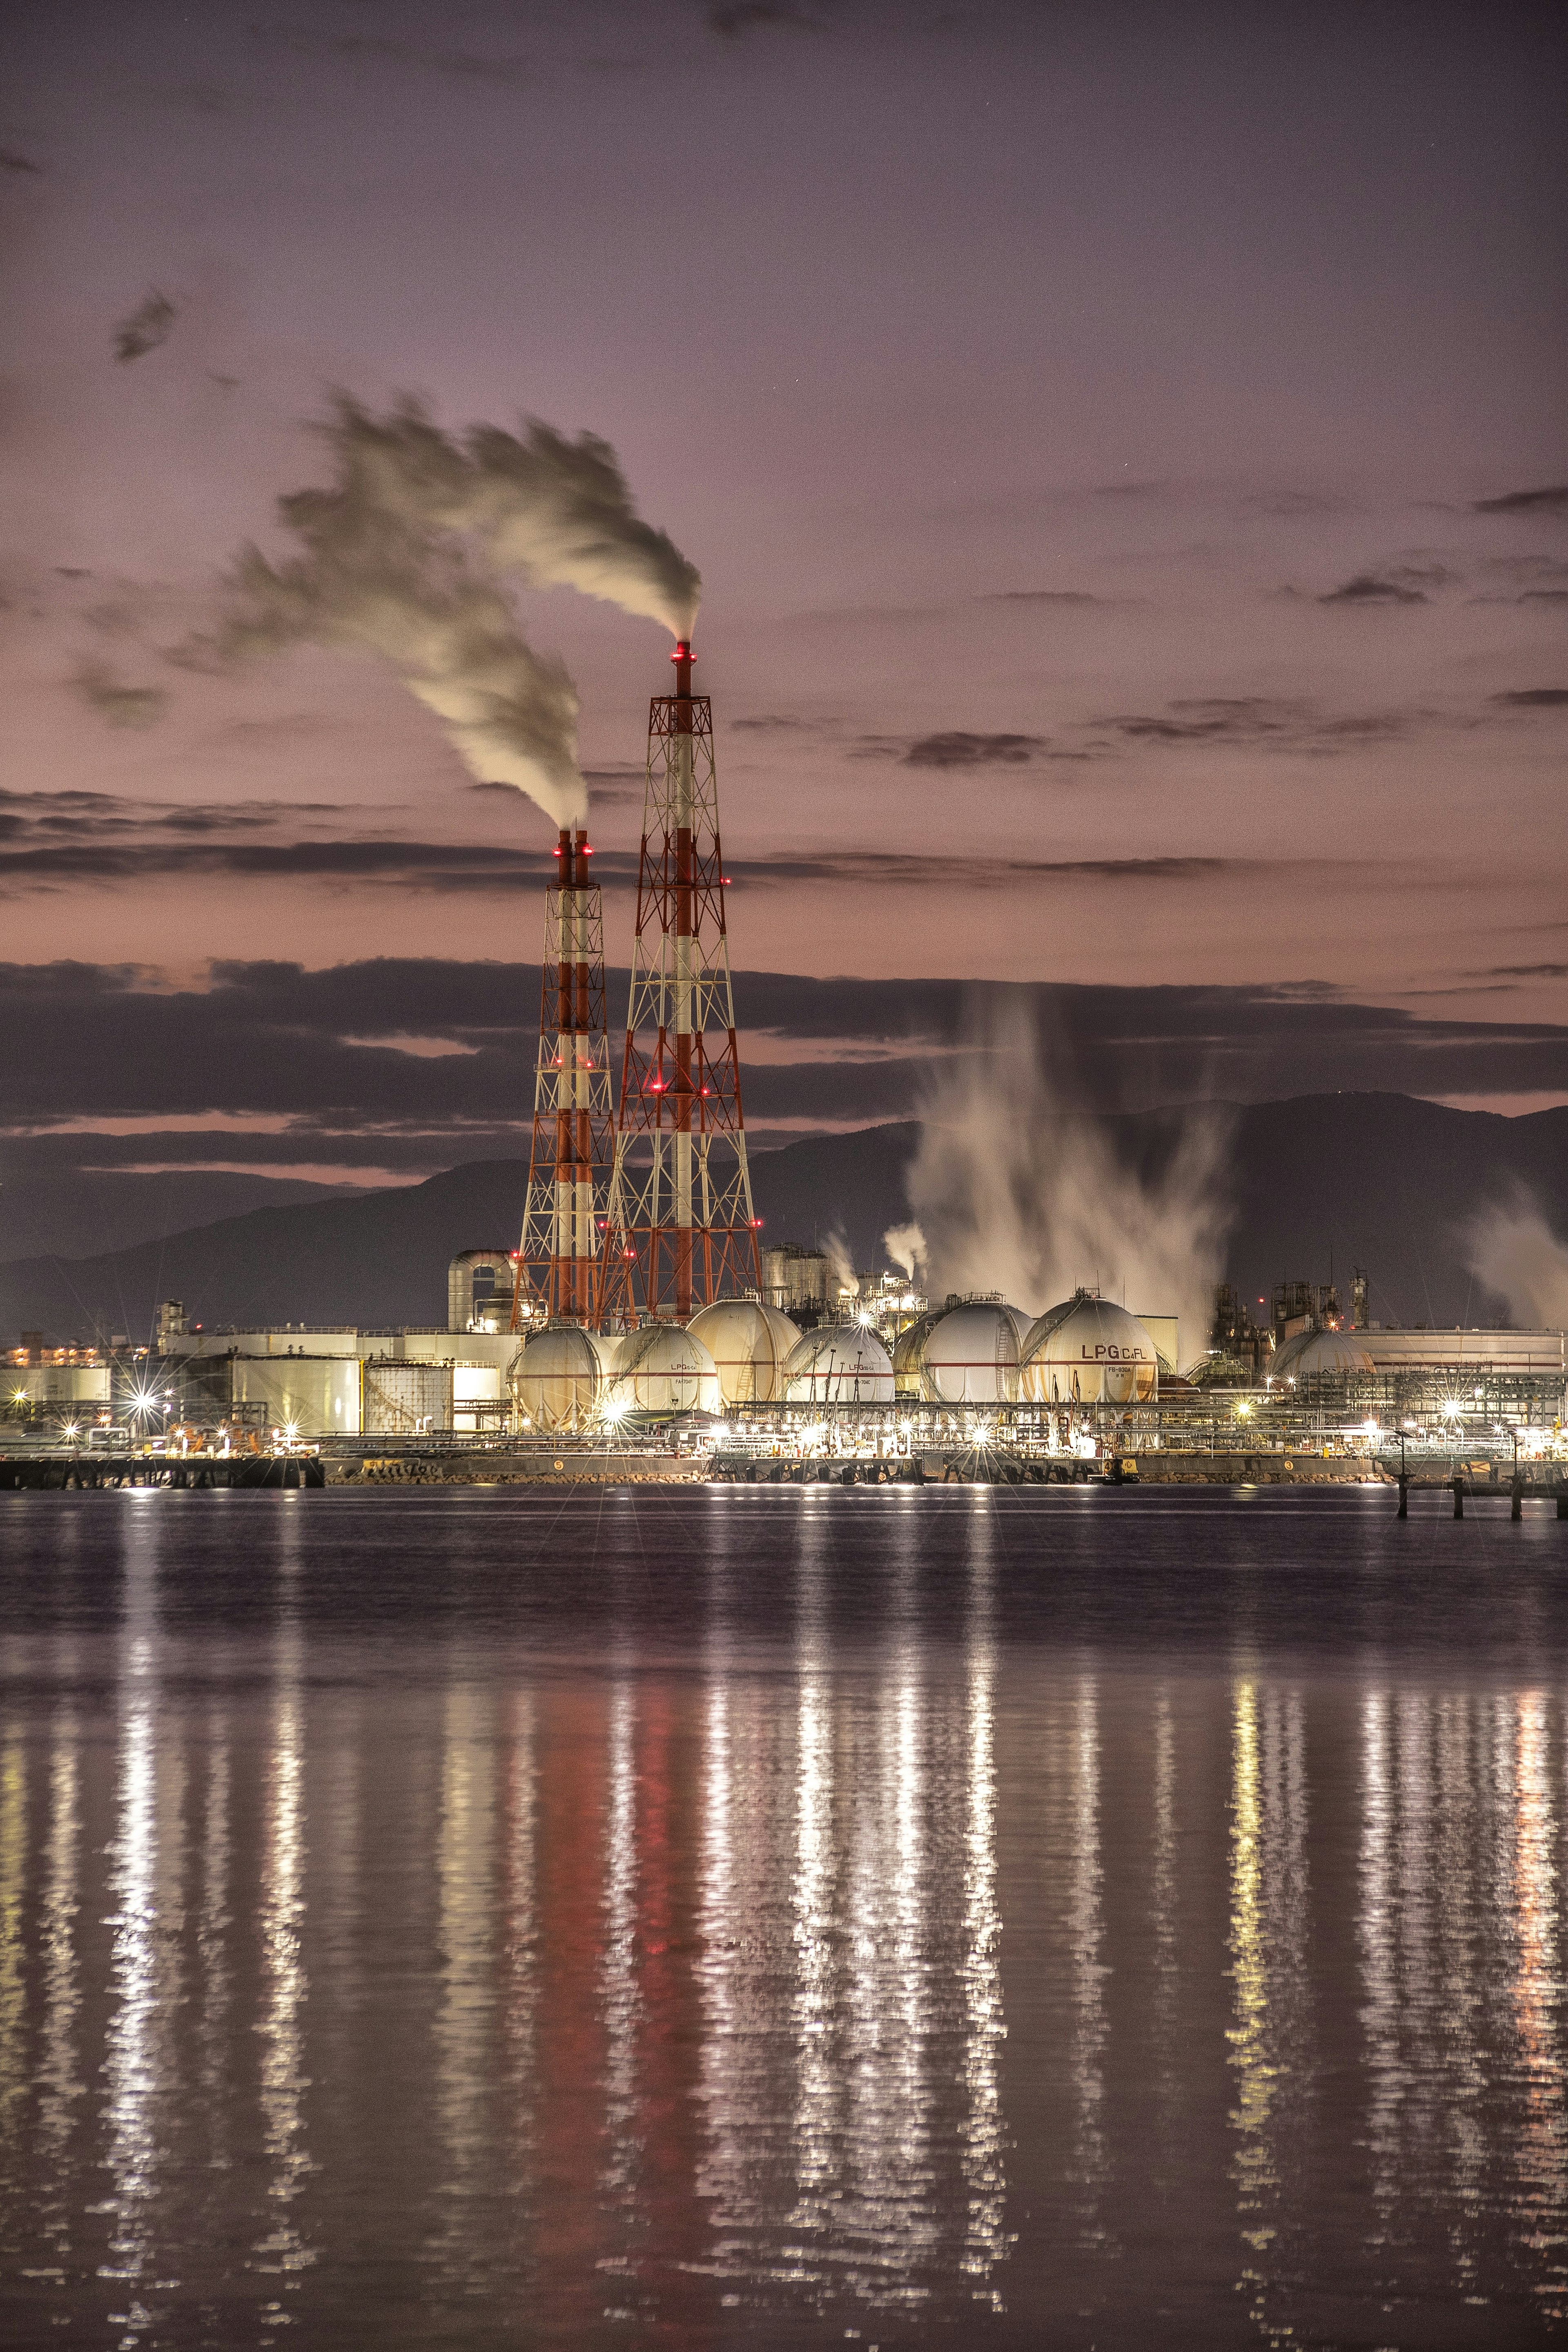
823;1228;858;1304
330;400;702;637
1465;1189;1568;1326
900;997;1233;1371
883;1219;927;1281
186;395;701;827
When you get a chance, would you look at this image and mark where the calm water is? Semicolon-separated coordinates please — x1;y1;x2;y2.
2;1486;1567;2349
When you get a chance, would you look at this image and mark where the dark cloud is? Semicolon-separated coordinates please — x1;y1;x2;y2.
730;851;1252;889
901;731;1047;768
731;714;818;733
1492;688;1568;707
72;663;168;729
1468;963;1568;980
1474;486;1568;515
980;590;1114;607
1100;696;1412;752
1521;590;1568;605
0;151;42;174
5;966;1568;1185
1318;566;1446;606
111;290;177;364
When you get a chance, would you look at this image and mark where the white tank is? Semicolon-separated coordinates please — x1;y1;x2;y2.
892;1312;938;1397
510;1323;619;1432
1283;1330;1376;1379
918;1301;1026;1405
607;1323;721;1417
783;1322;895;1405
229;1354;363;1436
1019;1293;1159;1406
687;1299;800;1405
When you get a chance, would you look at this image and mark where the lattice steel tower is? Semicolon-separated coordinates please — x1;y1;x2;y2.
510;826;615;1327
600;641;761;1321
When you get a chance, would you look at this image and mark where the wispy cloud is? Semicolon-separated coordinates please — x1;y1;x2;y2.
254;25;535;87
1474;485;1568;515
1098;695;1414;752
111;290;177;365
1318;561;1454;606
72;662;168;728
979;589;1120;607
1492;688;1568;708
902;731;1046;768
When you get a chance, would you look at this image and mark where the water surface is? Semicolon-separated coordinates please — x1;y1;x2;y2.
2;1484;1566;2348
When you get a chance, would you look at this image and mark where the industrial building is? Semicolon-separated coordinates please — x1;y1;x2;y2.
5;635;1566;1482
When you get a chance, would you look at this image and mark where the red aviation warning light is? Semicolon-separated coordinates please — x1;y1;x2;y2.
599;639;762;1322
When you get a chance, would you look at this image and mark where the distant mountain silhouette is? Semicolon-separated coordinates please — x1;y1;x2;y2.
2;1092;1565;1345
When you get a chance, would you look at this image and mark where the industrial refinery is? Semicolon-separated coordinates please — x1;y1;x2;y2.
5;639;1567;1494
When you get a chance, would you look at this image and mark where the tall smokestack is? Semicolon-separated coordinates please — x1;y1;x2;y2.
511;826;614;1325
600;641;761;1321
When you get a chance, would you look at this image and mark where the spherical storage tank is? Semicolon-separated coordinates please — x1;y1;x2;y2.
510;1323;621;1432
687;1300;800;1406
607;1323;721;1417
1019;1292;1159;1406
1276;1329;1375;1382
782;1323;894;1405
917;1301;1029;1405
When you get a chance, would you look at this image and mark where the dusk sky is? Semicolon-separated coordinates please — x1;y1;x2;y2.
2;0;1566;1221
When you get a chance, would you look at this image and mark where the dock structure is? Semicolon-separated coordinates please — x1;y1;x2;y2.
0;1452;326;1490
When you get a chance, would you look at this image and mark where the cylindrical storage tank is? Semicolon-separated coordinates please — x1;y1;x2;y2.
510;1323;617;1433
1019;1294;1159;1406
229;1354;363;1436
11;1366;112;1407
363;1358;453;1434
687;1300;800;1405
918;1301;1025;1405
607;1323;720;1417
783;1322;895;1405
453;1361;505;1430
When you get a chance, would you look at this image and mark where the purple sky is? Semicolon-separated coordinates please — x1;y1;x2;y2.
1;0;1566;1207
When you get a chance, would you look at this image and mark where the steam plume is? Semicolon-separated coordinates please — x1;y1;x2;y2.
883;1220;927;1281
189;396;701;827
327;401;701;637
1465;1189;1568;1326
900;998;1232;1370
823;1229;857;1301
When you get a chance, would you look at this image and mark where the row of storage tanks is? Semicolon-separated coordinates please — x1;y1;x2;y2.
515;1291;1160;1432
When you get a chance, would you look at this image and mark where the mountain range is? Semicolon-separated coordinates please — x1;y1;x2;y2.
2;1091;1564;1348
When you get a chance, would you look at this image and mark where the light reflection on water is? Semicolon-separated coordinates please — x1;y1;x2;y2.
1;1484;1567;2346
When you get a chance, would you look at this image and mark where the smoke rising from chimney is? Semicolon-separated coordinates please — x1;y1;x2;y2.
187;396;701;827
899;997;1233;1369
1466;1190;1568;1326
344;405;704;638
883;1220;927;1282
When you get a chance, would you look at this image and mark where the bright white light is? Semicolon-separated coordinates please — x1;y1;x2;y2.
1442;1399;1463;1420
